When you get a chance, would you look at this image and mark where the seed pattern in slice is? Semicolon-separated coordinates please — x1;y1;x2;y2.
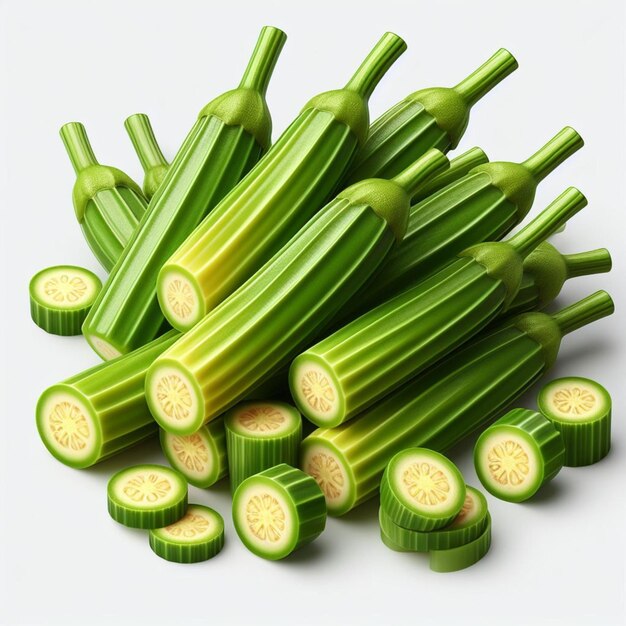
379;486;489;552
149;504;224;563
160;419;227;488
474;408;564;502
158;270;203;331
429;514;492;573
107;464;188;528
380;448;465;531
538;377;611;466
30;265;102;336
232;464;326;560
225;401;302;492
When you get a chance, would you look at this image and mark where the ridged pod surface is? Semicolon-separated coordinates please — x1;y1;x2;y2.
505;243;612;316
292;188;588;427
232;464;326;560
339;127;584;322
158;33;408;330
60;122;147;271
342;49;518;185
36;331;179;468
474;408;565;502
125;113;170;200
300;291;614;515
145;152;445;434
82;26;286;359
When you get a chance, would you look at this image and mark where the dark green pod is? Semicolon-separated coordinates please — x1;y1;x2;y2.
301;291;614;515
60;122;148;271
343;49;517;185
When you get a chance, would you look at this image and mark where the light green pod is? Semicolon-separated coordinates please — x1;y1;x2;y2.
343;49;518;184
506;243;612;316
232;464;326;560
60;122;148;271
338;127;584;324
291;188;587;427
225;401;302;492
125;113;170;200
146;151;447;435
300;291;614;515
36;330;179;468
474;408;565;502
30;265;102;336
411;146;488;203
158;33;408;330
82;26;286;359
538;377;611;466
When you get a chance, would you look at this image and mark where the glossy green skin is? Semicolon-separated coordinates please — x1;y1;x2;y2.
78;181;147;272
36;331;179;468
301;313;563;516
474;408;565;502
538;377;611;467
224;402;302;492
293;243;522;426
429;515;492;572
147;186;406;433
232;464;327;560
83;113;266;358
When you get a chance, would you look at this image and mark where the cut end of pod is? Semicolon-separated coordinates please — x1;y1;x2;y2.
30;265;101;336
83;331;124;361
157;266;205;331
146;359;205;435
300;437;356;516
107;464;188;529
36;385;102;468
289;356;345;427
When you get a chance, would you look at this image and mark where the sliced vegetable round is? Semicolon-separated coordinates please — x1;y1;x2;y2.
107;464;188;528
225;401;302;492
379;486;488;552
149;504;224;563
232;464;326;560
429;514;492;573
537;377;611;466
30;265;101;336
379;521;411;552
380;448;465;531
160;420;227;489
474;408;564;502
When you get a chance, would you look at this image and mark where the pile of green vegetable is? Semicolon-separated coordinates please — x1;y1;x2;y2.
31;26;614;568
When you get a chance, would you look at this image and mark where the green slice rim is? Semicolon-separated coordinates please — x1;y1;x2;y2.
537;377;611;466
380;448;466;531
107;464;188;528
149;504;224;563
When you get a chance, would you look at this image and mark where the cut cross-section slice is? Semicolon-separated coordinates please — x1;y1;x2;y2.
537;377;611;466
30;265;102;336
290;358;342;426
160;418;228;488
225;402;302;492
380;448;465;531
149;504;224;563
379;485;488;552
107;464;188;528
429;514;492;573
474;408;564;502
232;464;326;560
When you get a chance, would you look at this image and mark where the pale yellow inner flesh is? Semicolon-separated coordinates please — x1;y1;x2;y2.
166;278;195;321
49;400;90;451
306;451;345;501
246;493;286;542
402;462;451;506
169;432;210;477
155;373;194;422
162;508;213;541
35;269;95;308
88;336;122;361
487;440;530;486
113;469;178;508
546;382;606;421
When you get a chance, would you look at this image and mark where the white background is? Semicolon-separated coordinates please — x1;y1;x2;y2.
1;1;624;624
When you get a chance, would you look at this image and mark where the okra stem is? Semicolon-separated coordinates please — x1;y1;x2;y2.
392;149;449;197
344;32;407;100
454;48;518;107
60;122;98;173
506;187;587;258
237;26;287;96
553;290;614;335
124;114;168;171
564;248;612;278
522;127;584;182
